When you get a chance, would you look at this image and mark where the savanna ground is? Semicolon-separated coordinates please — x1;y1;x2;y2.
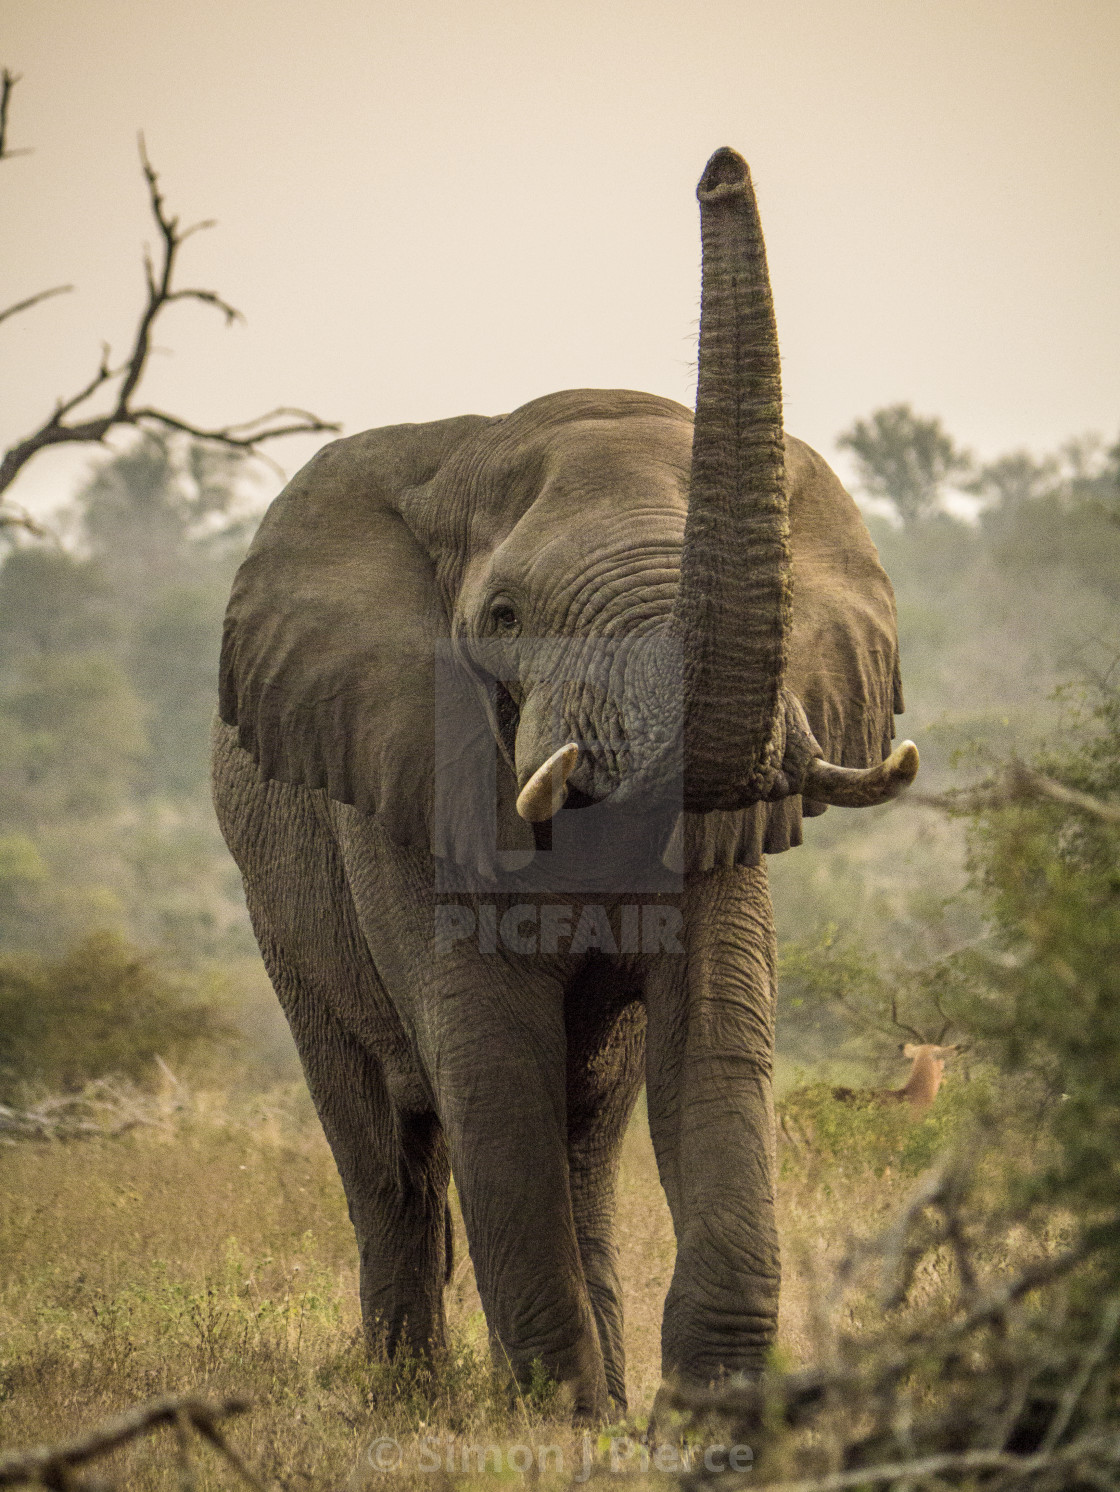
0;1059;970;1490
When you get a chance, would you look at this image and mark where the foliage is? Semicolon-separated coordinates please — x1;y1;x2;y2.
960;674;1120;1242
0;931;235;1099
757;669;1120;1487
778;1081;971;1181
836;403;974;525
0;433;264;959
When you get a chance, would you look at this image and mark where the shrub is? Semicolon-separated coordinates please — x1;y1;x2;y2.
0;930;235;1099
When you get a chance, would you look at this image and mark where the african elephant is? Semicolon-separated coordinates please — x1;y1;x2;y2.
212;147;916;1421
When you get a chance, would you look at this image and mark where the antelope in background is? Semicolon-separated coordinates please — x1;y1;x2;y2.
829;1002;962;1113
778;999;964;1150
830;1040;960;1114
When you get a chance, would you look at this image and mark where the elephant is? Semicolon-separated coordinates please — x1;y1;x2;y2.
212;146;917;1422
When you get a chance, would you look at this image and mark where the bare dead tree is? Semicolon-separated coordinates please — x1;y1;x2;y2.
0;1394;263;1491
1;71;338;530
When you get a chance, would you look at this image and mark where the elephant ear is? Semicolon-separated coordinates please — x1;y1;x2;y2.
784;435;904;800
218;416;493;847
679;436;903;872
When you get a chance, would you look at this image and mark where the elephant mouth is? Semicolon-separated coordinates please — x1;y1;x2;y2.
514;717;920;823
495;676;643;810
513;718;680;822
559;783;598;811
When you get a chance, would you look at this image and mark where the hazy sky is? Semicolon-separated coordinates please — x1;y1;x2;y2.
3;0;1118;514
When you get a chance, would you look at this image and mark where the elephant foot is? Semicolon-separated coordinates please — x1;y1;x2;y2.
647;1370;766;1446
550;1378;612;1427
492;1331;611;1426
647;1367;828;1452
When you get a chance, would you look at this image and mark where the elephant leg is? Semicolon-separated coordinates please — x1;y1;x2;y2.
425;957;612;1422
213;737;450;1358
564;961;646;1413
267;963;451;1359
644;867;780;1388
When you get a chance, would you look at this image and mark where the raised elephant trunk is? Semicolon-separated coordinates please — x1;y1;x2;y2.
673;147;791;813
510;149;920;825
673;149;918;814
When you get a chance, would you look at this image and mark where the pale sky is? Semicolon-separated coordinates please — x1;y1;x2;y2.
3;0;1119;515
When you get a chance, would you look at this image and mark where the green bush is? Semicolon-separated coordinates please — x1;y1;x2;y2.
959;677;1120;1251
0;930;235;1099
778;1074;980;1179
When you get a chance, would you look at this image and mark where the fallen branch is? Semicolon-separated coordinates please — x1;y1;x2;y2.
0;1394;262;1491
0;1075;186;1143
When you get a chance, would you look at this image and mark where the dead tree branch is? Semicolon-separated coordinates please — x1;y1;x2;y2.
0;502;48;537
0;285;74;329
0;1394;263;1491
0;70;31;160
1;109;339;524
0;1074;188;1143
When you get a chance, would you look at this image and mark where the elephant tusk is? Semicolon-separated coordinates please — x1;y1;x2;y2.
516;743;580;823
802;740;920;808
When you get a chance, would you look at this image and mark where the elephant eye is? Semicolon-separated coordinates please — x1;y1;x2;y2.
489;599;520;635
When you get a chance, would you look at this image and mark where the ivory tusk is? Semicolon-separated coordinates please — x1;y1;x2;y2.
802;739;919;809
515;743;580;822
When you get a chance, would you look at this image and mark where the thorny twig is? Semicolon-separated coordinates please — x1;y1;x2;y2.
672;1151;1104;1483
1037;1293;1120;1454
747;1432;1120;1492
0;1394;263;1491
875;1160;957;1310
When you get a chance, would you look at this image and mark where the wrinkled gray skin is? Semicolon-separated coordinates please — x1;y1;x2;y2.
213;150;908;1421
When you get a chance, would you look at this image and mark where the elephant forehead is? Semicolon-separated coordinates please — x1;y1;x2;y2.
536;415;692;490
488;424;689;570
461;410;690;528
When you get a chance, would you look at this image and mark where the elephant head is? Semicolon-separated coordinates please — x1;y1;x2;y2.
218;149;915;876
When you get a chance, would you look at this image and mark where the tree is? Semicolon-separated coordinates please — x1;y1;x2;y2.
837;403;973;525
966;435;1120;518
0;69;338;530
963;448;1060;510
0;434;265;953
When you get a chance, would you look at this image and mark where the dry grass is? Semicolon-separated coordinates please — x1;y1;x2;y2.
0;1071;964;1489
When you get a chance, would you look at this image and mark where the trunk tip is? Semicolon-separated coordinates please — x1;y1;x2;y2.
697;146;751;201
